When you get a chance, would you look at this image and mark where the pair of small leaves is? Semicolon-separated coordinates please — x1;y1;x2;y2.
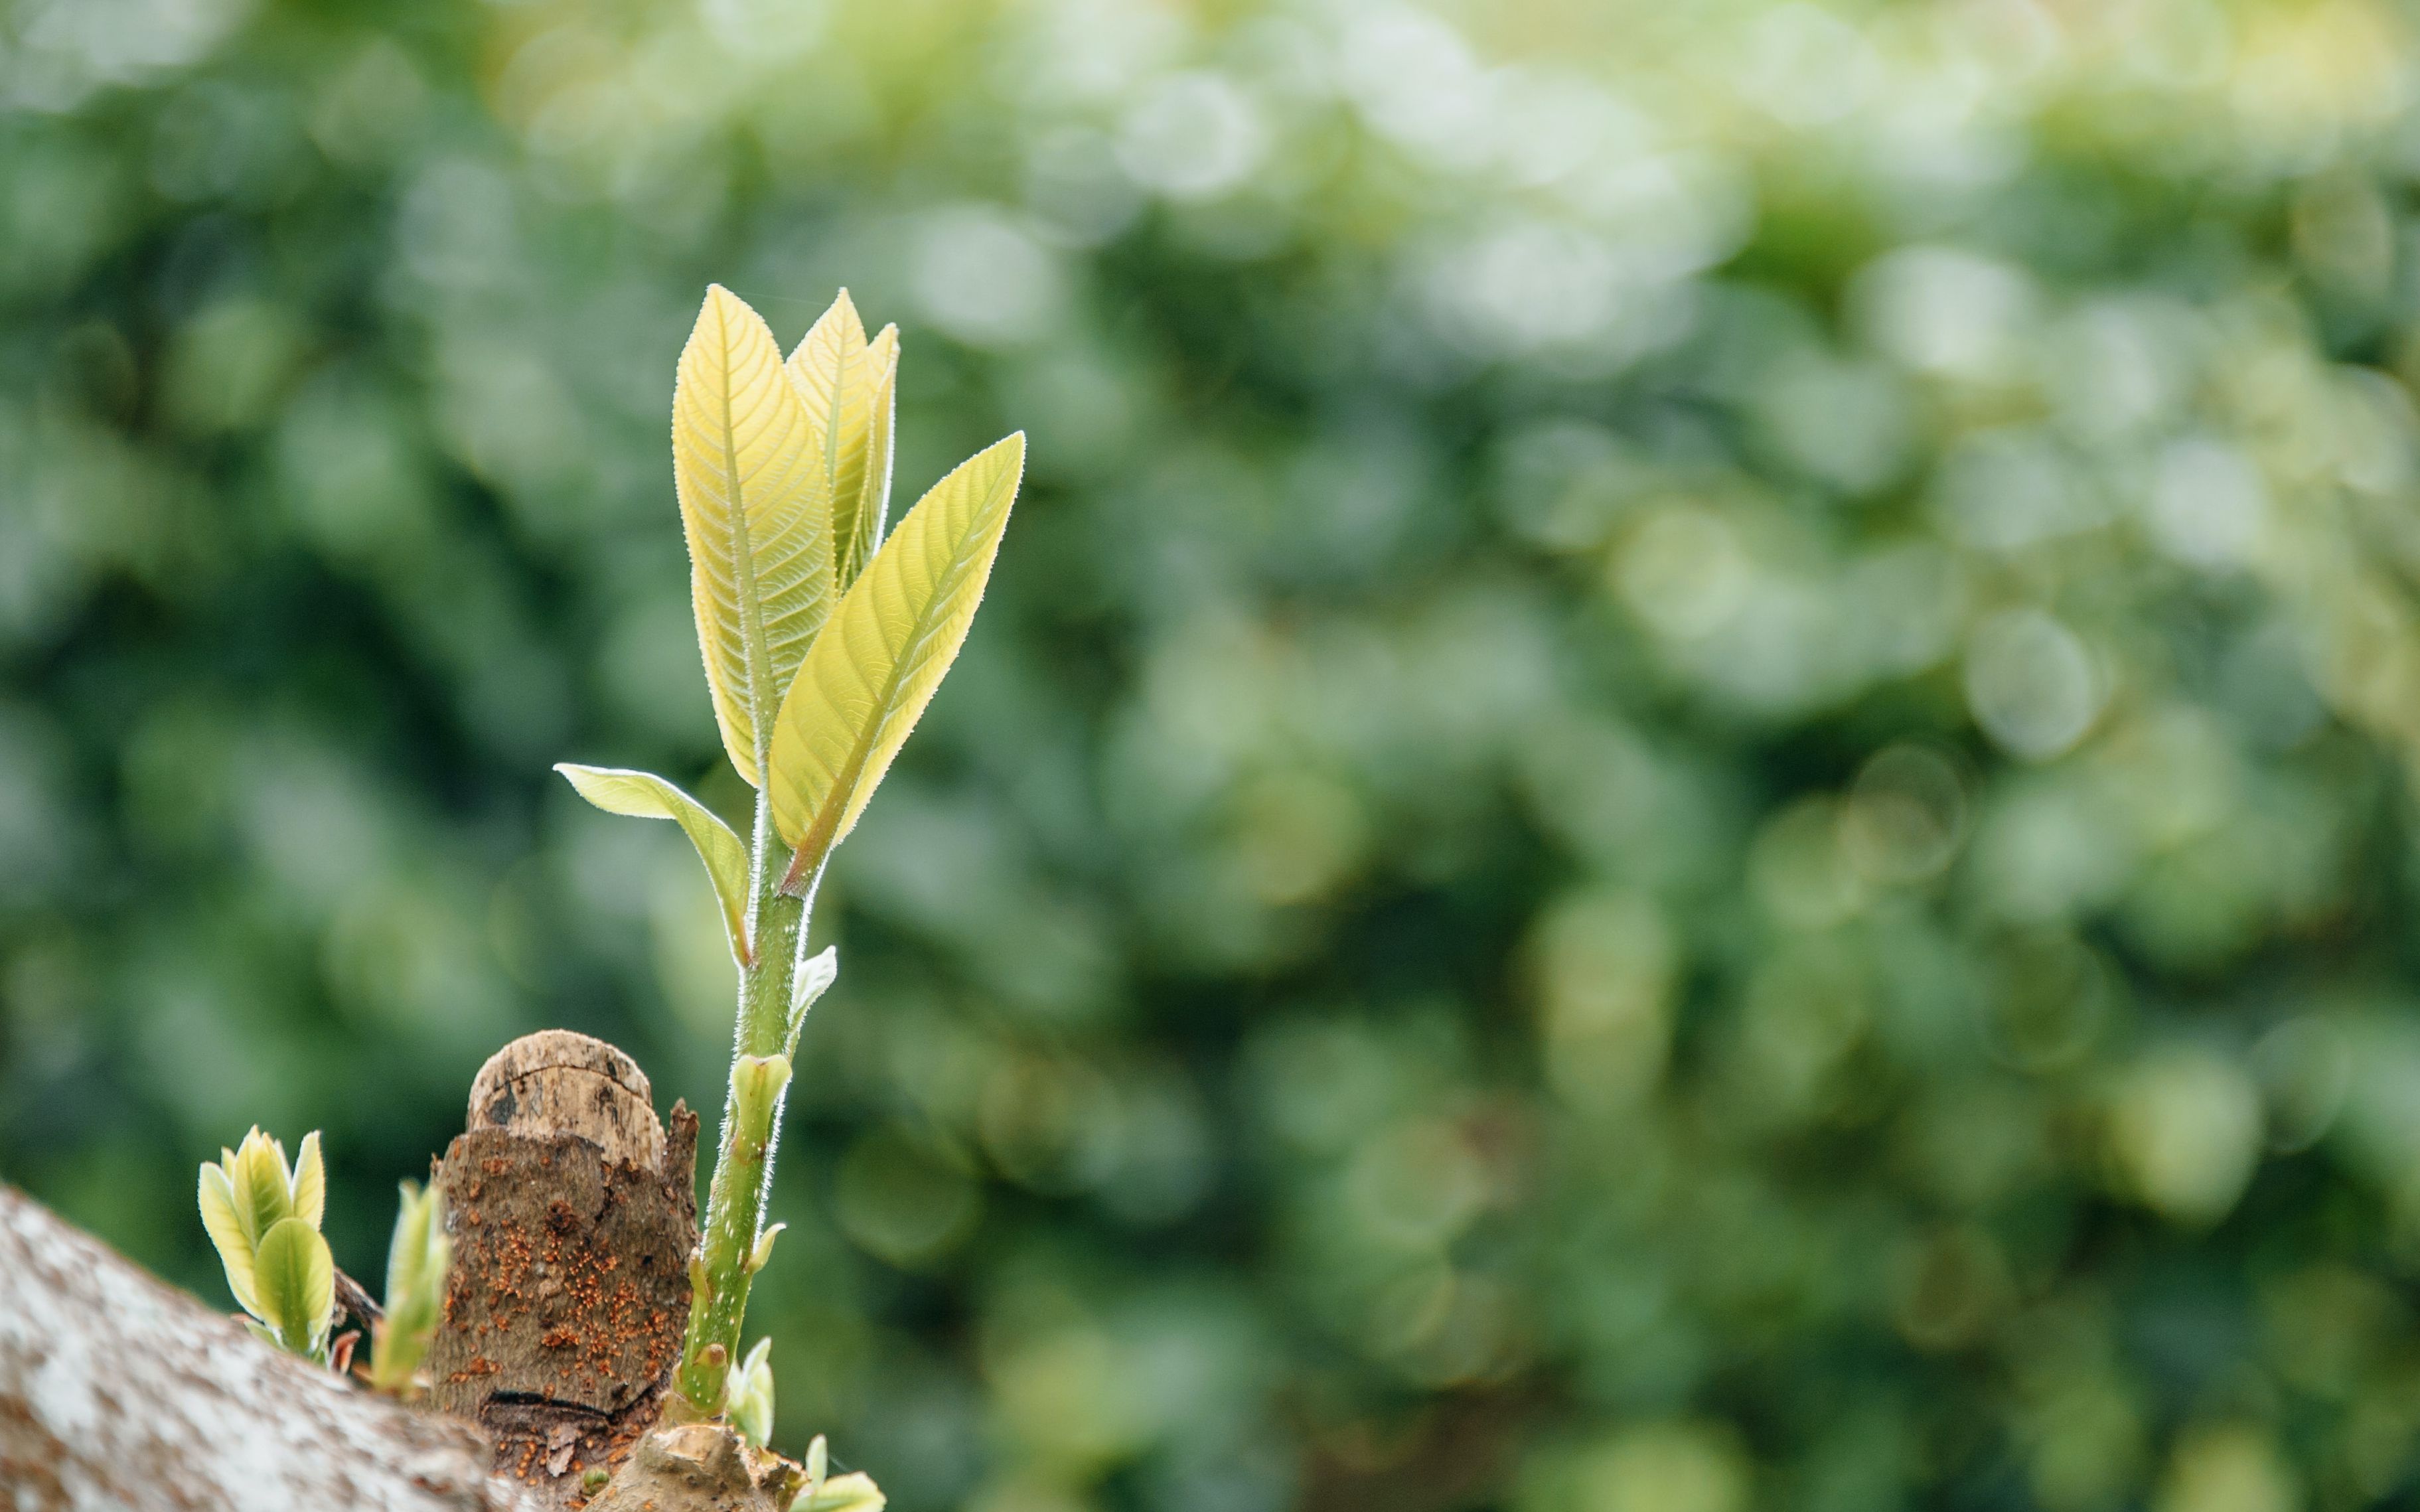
198;1128;335;1362
564;286;1023;958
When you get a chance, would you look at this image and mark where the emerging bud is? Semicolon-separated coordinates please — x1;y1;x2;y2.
731;1054;794;1128
729;1337;775;1448
749;1222;785;1274
368;1181;451;1397
197;1127;334;1364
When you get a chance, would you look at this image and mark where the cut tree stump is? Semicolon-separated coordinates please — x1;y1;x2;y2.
429;1031;700;1509
0;1184;536;1512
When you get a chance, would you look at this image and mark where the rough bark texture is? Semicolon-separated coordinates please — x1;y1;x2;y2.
582;1424;796;1512
467;1032;668;1173
429;1031;700;1509
0;1185;535;1512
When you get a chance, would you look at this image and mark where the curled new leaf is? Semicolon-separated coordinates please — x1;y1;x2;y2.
731;1053;793;1128
785;291;899;589
234;1130;295;1243
370;1180;451;1397
676;285;834;785
556;763;752;961
749;1222;784;1274
289;1130;325;1232
804;1436;828;1490
785;945;838;1058
729;1336;775;1448
770;433;1025;890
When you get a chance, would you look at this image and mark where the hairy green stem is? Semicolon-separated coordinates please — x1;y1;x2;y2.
677;789;804;1412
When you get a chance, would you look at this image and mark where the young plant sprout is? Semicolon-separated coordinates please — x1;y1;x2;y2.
192;287;1007;1497
365;1180;449;1398
559;285;1023;1424
198;1128;334;1364
199;1131;453;1397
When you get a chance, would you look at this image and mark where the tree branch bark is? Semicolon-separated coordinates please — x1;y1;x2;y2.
0;1185;539;1511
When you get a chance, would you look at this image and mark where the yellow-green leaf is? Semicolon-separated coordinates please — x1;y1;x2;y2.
769;433;1024;885
675;285;834;786
290;1130;325;1232
386;1181;438;1306
254;1215;335;1358
372;1181;449;1396
785;291;898;588
232;1128;293;1243
799;1472;887;1512
198;1161;261;1318
555;763;752;960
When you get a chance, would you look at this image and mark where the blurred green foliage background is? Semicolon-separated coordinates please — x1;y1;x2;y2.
7;0;2420;1508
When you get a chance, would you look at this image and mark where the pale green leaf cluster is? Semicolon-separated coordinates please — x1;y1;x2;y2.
367;1180;451;1398
729;1336;775;1448
560;285;1022;959
198;1128;335;1363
